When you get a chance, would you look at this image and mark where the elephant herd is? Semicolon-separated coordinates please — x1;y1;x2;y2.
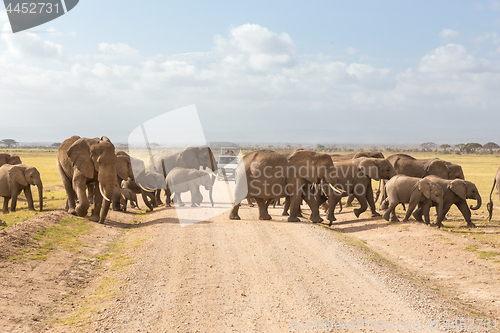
54;136;218;223
1;136;499;230
230;149;485;228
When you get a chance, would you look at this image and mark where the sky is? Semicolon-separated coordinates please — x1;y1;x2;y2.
1;0;500;145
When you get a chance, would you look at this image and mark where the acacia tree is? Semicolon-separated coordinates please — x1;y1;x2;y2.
420;142;436;152
455;143;466;152
440;144;451;151
0;139;18;148
464;142;482;153
483;142;499;152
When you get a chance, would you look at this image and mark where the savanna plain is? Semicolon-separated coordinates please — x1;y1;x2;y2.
1;149;500;332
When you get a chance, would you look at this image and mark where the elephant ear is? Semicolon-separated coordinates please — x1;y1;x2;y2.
101;136;112;143
418;179;432;199
449;180;467;200
8;165;28;187
67;138;95;179
359;158;380;181
426;159;448;178
116;156;131;181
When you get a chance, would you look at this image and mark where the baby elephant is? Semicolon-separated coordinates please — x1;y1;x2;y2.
0;164;43;213
166;167;214;207
382;175;443;224
112;186;139;212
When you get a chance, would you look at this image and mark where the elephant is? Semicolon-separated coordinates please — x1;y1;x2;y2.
317;157;397;225
0;153;22;167
121;170;164;211
89;150;135;207
329;151;385;162
386;154;464;179
487;167;500;221
382;175;444;225
112;186;138;212
229;149;340;223
148;146;218;205
380;154;465;209
166;167;214;207
0;164;43;213
56;136;117;223
413;175;481;228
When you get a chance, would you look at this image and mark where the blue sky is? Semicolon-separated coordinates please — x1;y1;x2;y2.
1;1;500;144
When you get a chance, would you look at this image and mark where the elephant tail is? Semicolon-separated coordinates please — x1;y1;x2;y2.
374;179;382;203
487;177;496;221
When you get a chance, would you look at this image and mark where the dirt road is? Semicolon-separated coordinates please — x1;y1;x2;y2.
82;204;467;333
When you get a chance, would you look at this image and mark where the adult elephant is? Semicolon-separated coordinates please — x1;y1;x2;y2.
318;157;397;225
148;146;218;204
229;149;340;222
0;153;22;167
386;154;464;179
414;175;481;228
330;151;385;162
57;136;117;223
487;167;500;221
0;164;43;213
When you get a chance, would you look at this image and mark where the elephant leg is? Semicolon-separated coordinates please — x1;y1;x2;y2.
165;187;171;207
403;200;418;222
90;185;103;222
24;186;35;211
255;198;272;220
2;197;10;214
303;189;322;223
353;195;368;218
288;194;302;222
327;195;341;225
87;184;94;205
155;190;163;205
366;182;380;217
229;202;241;220
420;200;431;225
412;204;424;222
10;189;20;212
121;197;127;212
174;193;185;207
282;196;290;216
456;201;476;228
345;194;354;207
59;165;77;214
141;191;154;211
436;201;453;228
74;180;90;218
247;197;255;207
383;202;399;222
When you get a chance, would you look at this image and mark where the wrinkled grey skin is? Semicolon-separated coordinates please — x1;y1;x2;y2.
112;186;139;212
382;175;443;225
167;167;214;207
0;164;43;213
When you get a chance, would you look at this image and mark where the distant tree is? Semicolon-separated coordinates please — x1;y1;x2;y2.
464;142;482;153
454;143;466;152
440;144;451;151
483;142;499;152
316;144;325;151
420;142;436;152
50;142;61;148
0;139;18;148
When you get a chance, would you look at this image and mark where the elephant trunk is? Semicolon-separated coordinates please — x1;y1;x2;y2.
470;192;482;210
98;170;117;223
36;181;43;212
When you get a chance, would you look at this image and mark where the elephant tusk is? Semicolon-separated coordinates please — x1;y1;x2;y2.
329;183;345;194
99;183;111;202
138;184;156;193
119;189;126;201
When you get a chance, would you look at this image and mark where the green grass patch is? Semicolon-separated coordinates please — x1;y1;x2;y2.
23;217;93;261
477;251;500;260
463;244;479;252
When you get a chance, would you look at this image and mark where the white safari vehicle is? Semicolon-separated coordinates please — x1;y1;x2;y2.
216;147;239;181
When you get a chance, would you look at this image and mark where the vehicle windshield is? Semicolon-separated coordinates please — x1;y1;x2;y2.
219;156;238;165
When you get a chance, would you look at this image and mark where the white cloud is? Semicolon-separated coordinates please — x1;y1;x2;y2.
1;23;66;61
475;32;500;44
418;43;493;73
98;42;139;58
439;28;459;38
345;47;357;55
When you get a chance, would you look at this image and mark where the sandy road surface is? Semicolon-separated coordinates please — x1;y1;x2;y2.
88;204;464;333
